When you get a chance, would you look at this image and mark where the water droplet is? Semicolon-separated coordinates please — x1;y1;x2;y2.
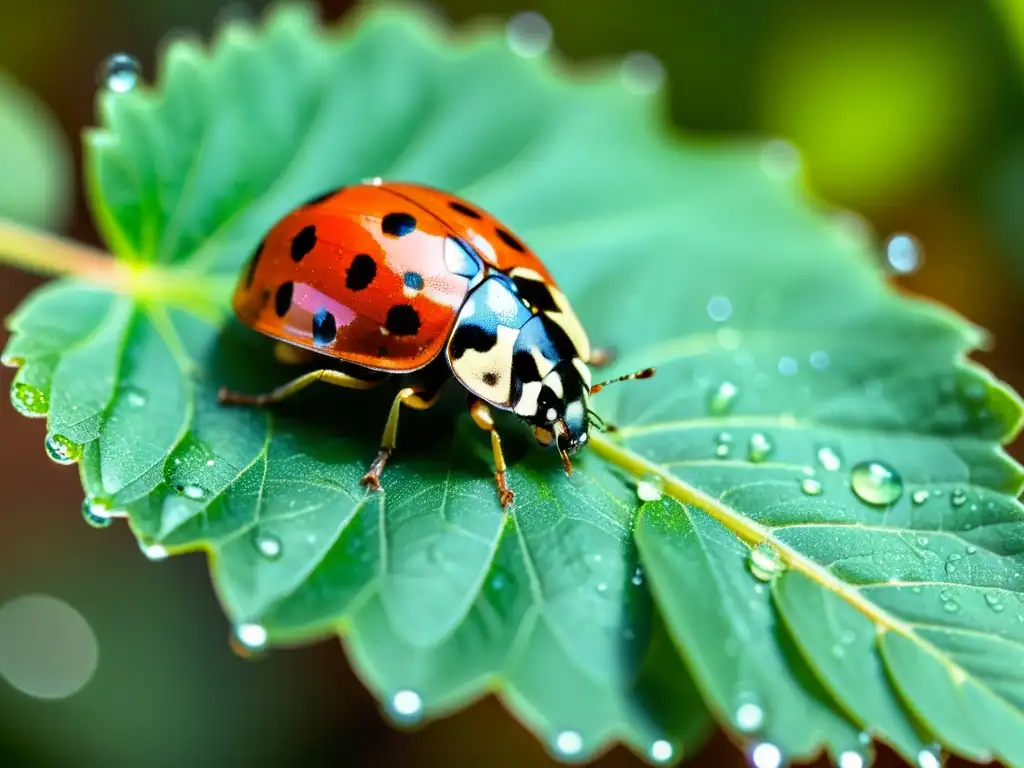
966;545;977;555
98;53;141;93
950;488;967;508
838;750;866;768
715;432;733;458
631;567;644;587
985;593;1004;612
620;51;665;95
180;484;206;500
911;489;930;505
81;498;113;529
596;582;609;594
554;730;583;757
505;11;552;58
760;139;801;180
44;434;82;465
917;747;941;768
707;295;733;323
636;475;664;502
911;586;922;594
942;599;960;613
816;445;842;472
858;731;872;746
748;742;783;768
748;542;784;582
649;739;674;763
831;643;846;658
235;623;268;652
886;234;922;275
917;536;930;546
10;382;48;418
748;433;773;463
734;700;765;732
800;477;822;496
850;461;903;507
254;532;282;560
708;381;738;414
141;542;168;561
944;554;962;574
123;387;147;407
808;350;830;370
777;356;798;376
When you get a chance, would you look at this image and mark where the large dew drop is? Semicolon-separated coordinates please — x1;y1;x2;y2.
234;623;269;652
636;475;664;502
747;542;784;582
886;233;922;275
389;689;425;724
81;498;114;529
816;445;842;472
649;740;674;763
734;700;765;732
747;433;772;463
45;434;82;466
849;461;903;507
254;532;283;560
98;53;141;93
505;11;552;58
708;381;738;415
10;382;48;418
748;742;783;768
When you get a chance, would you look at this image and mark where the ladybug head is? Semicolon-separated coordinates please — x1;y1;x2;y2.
528;360;591;470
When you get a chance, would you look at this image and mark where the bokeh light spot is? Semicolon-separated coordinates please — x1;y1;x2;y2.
0;594;99;700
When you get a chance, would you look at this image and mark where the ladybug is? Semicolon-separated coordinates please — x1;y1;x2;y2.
220;180;653;507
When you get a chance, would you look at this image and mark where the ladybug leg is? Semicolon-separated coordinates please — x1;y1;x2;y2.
468;398;515;508
587;348;616;368
360;387;439;492
218;369;379;407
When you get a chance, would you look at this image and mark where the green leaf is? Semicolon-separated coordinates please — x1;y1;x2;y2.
4;4;1024;765
0;72;72;227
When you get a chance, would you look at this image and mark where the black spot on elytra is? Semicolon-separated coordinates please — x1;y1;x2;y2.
312;308;337;346
449;324;497;360
291;225;317;262
448;200;482;219
496;228;525;252
512;350;542;383
275;282;293;317
346;254;377;291
513;277;559;312
245;239;265;287
482;372;499;386
385;305;421;337
382;212;416;237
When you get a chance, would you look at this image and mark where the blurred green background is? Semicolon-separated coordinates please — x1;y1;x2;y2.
0;0;1021;766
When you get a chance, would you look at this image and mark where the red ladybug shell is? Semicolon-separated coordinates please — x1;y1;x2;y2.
233;181;557;373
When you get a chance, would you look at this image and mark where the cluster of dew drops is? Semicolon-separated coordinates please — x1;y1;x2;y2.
7;15;948;768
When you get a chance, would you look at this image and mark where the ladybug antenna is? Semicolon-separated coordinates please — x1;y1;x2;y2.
590;367;655;395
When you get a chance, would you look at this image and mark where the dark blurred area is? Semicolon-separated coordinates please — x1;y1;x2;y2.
0;0;1021;766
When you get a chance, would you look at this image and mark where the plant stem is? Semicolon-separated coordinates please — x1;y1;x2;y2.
0;219;125;283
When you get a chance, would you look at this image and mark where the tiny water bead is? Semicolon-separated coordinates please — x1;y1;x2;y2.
709;381;738;415
985;593;1005;612
838;751;866;768
124;387;147;407
886;233;923;275
254;532;283;560
636;475;664;502
45;434;82;465
816;445;842;472
140;541;168;561
799;477;822;496
734;701;765;732
950;488;967;508
10;382;48;418
81;499;114;529
748;742;783;768
917;747;941;768
649;740;674;763
911;489;930;506
748;542;785;582
554;730;584;757
631;567;644;586
706;294;733;323
389;689;424;723
505;11;552;58
849;460;903;507
620;51;666;95
235;623;269;652
808;350;830;370
944;554;962;574
747;433;772;463
715;432;733;458
98;53;141;93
